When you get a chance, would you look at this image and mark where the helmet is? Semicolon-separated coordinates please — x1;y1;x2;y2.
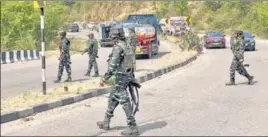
235;30;243;36
58;30;67;37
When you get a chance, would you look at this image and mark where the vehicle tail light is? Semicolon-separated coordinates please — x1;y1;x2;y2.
206;39;212;43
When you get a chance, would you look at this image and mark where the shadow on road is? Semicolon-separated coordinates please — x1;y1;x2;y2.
93;121;167;136
236;80;258;85
206;47;227;50
69;76;104;83
138;121;168;135
136;52;171;60
70;78;89;83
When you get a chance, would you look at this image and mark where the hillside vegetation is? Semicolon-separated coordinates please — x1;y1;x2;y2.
1;1;268;51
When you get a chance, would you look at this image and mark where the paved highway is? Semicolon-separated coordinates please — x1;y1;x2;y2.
1;29;171;98
1;38;268;136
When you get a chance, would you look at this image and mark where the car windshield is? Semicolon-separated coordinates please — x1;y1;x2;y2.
207;32;224;37
126;15;157;28
243;32;253;38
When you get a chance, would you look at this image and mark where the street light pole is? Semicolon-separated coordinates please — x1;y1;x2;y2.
40;7;46;95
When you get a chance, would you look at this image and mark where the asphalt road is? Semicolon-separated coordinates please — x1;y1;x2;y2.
1;29;170;99
1;38;268;136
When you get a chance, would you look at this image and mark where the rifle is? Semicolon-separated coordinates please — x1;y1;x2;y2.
128;80;141;115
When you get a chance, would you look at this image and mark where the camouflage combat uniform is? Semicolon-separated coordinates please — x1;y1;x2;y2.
226;32;254;85
55;32;72;82
83;38;99;77
126;28;138;72
97;29;139;136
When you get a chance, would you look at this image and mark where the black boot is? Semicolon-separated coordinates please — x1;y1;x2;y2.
54;77;61;83
64;77;72;82
247;75;254;85
121;123;139;136
96;116;111;130
226;78;235;86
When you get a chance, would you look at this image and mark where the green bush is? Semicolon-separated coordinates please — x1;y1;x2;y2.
180;30;200;51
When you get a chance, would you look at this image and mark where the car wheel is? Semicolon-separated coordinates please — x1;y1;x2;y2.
252;46;255;51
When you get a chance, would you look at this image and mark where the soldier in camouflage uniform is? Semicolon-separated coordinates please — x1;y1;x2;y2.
127;27;138;52
82;33;99;77
54;31;72;83
226;30;254;85
126;27;138;72
98;28;139;136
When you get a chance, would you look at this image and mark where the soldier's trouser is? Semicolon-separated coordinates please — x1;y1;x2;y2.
57;58;71;79
105;75;136;125
230;58;250;79
88;57;99;74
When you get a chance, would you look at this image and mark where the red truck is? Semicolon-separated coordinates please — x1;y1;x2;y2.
99;14;160;59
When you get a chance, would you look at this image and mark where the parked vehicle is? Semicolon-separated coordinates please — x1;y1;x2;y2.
126;14;160;58
204;31;226;48
167;16;187;36
169;22;185;36
243;31;256;51
99;14;160;58
69;23;79;32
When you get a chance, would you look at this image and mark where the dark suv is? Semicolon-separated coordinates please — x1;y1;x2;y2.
69;24;79;32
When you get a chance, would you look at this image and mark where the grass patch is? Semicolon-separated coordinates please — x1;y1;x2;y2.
160;34;181;44
1;79;100;114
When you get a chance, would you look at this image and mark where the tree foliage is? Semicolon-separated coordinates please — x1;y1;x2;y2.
193;1;268;38
1;1;268;52
1;2;68;51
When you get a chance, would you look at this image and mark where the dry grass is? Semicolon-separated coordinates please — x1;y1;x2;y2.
160;34;181;44
1;79;99;113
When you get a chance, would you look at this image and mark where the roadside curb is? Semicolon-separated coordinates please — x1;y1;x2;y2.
1;50;40;64
1;53;198;124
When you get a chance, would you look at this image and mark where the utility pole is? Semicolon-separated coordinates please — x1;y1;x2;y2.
34;0;46;95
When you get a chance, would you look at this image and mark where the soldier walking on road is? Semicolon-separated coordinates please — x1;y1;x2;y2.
126;27;138;72
54;31;72;83
226;30;254;85
82;33;99;77
98;28;140;136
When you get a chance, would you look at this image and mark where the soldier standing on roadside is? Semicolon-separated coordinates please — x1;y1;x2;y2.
97;28;140;136
82;33;99;77
54;31;72;83
226;30;254;85
126;27;138;72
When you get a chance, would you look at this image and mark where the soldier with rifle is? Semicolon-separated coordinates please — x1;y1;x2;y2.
226;30;254;85
82;33;99;77
98;28;140;136
54;30;72;83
